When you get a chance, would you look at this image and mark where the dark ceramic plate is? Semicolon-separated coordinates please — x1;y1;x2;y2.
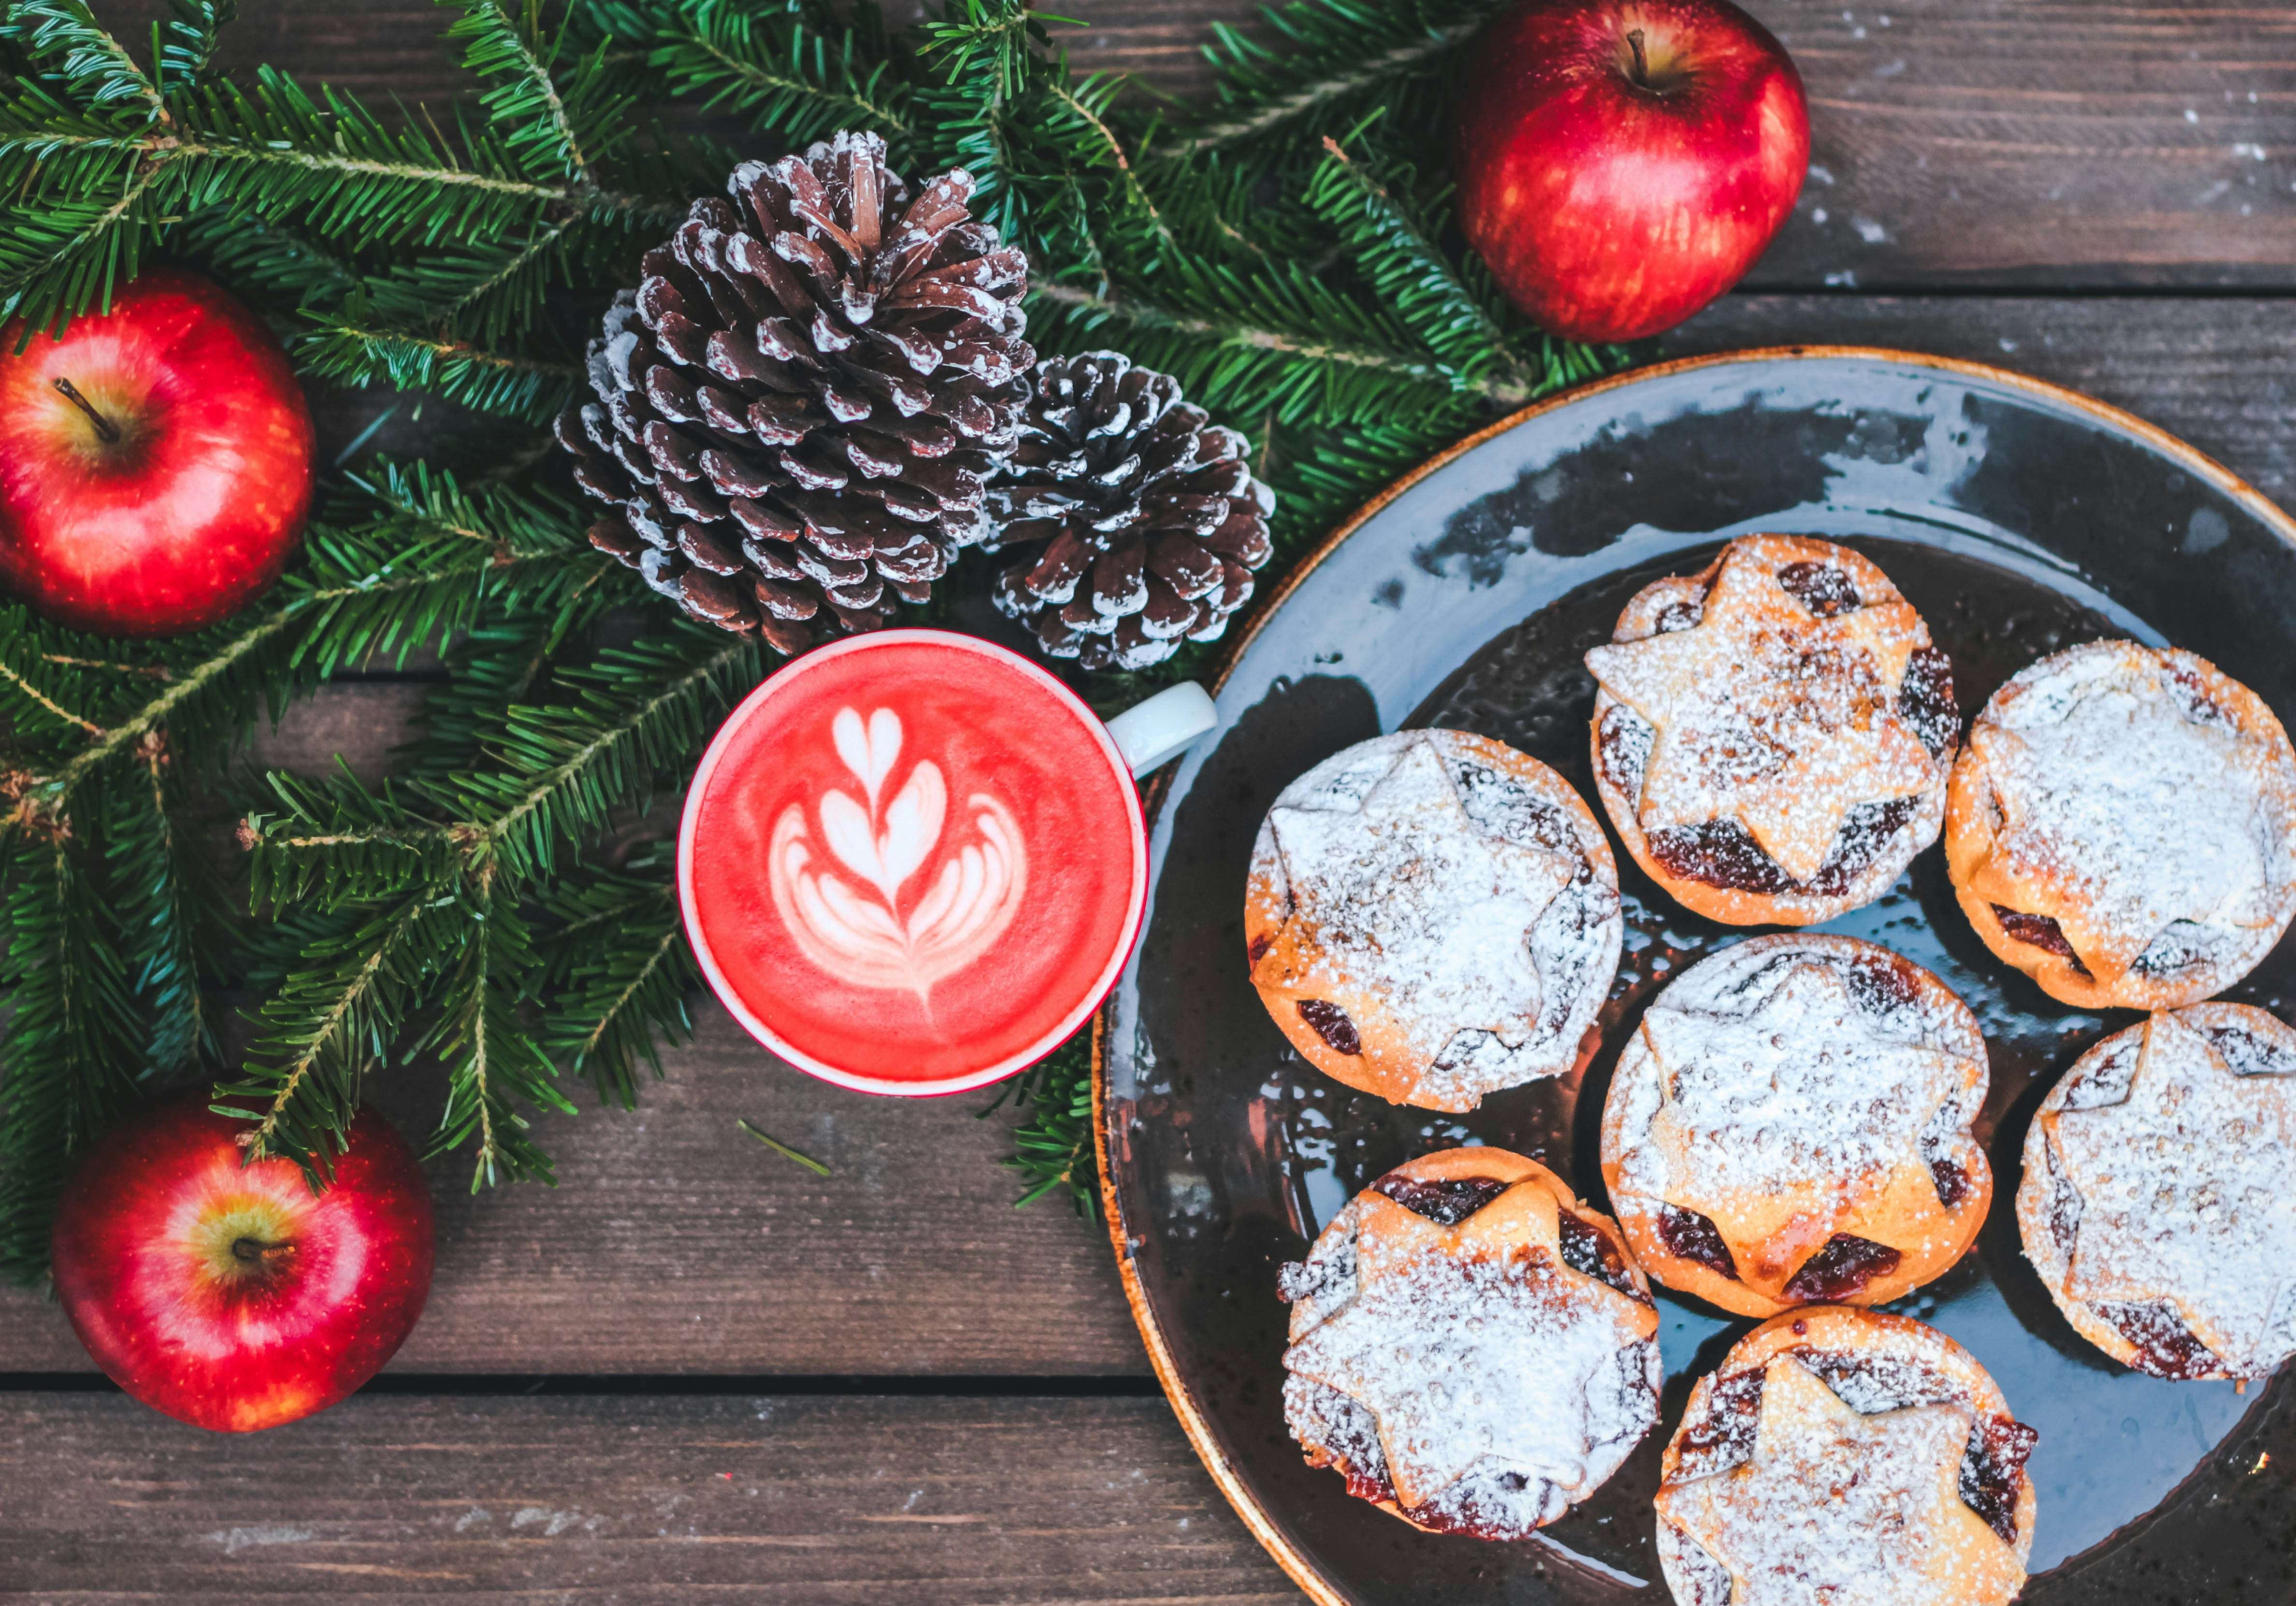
1094;348;2296;1605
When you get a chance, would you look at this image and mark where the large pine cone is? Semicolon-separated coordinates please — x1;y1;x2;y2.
986;353;1274;671
555;131;1033;654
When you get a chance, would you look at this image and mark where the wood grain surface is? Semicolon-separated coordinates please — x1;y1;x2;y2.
13;1;2296;1600
0;1392;1295;1602
91;0;2296;288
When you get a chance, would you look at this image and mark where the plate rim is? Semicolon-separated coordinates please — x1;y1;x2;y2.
1088;342;2296;1606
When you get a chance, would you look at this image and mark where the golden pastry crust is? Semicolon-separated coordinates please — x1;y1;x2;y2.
1245;729;1622;1111
1584;533;1959;926
2016;1002;2296;1381
1277;1148;1660;1540
1654;1308;2038;1606
1946;640;2296;1010
1600;934;1991;1320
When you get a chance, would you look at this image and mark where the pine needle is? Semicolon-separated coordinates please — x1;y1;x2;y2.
739;1119;831;1177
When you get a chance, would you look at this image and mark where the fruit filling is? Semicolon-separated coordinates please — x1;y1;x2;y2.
1673;1365;1766;1479
1647;818;1793;894
1556;1210;1645;1299
1654;598;1705;633
1781;1233;1902;1302
1296;998;1360;1054
1959;1415;2040;1545
1776;559;1862;617
1991;905;2093;977
1658;1202;1740;1280
1895;646;1960;756
1370;1172;1510;1225
2097;1299;2221;1379
1645;795;1918;895
1928;1156;1971;1209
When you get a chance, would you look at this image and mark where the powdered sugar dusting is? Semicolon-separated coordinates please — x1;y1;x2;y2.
1635;966;1966;1206
1282;1224;1659;1536
1253;730;1622;1102
1585;536;1944;888
1610;937;1986;1261
2041;1008;2296;1375
1660;1356;2008;1606
1266;740;1565;1050
1966;642;2296;982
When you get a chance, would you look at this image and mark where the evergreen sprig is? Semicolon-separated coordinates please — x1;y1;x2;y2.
0;0;1643;1265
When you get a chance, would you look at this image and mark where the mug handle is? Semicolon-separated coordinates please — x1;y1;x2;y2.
1104;682;1218;778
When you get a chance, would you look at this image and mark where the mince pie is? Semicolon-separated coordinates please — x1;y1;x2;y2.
1585;533;1958;925
1946;640;2296;1010
1278;1147;1661;1539
1245;730;1623;1111
1655;1307;2038;1606
2017;1002;2296;1381
1600;934;1991;1319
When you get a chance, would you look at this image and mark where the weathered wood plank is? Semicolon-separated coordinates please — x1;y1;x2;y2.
4;293;2290;1380
0;1392;1295;1603
87;0;2296;289
0;1004;1141;1375
1067;0;2296;290
1668;294;2296;502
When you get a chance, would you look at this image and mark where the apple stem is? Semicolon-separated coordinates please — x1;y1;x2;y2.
231;1235;293;1265
52;377;120;444
1626;28;1651;88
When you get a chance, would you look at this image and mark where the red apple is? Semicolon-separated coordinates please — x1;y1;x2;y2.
0;267;314;635
1455;0;1809;343
50;1092;434;1433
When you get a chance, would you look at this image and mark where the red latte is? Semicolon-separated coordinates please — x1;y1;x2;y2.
681;631;1147;1093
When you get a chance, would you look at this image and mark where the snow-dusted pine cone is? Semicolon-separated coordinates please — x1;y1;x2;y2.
986;352;1274;671
555;131;1033;654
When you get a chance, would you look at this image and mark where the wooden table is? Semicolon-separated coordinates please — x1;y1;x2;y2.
3;2;2292;1598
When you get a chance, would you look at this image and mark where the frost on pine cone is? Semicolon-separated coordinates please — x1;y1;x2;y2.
555;131;1032;653
986;353;1274;671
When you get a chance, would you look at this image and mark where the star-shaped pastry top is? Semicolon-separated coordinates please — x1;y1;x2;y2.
1254;736;1579;1061
1626;961;1978;1275
1283;1179;1658;1514
1658;1355;2024;1606
1966;660;2281;984
2049;1010;2296;1369
1586;542;1940;883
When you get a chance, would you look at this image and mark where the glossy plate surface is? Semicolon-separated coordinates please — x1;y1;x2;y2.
1096;349;2296;1605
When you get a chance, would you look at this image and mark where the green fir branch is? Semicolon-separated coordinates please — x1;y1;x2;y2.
294;319;582;423
105;735;219;1075
580;0;911;147
1304;128;1521;384
289;458;607;675
982;1032;1095;1214
536;858;696;1106
425;873;571;1189
10;0;167;119
448;0;618;184
1184;0;1508;159
153;0;234;94
243;769;460;908
417;629;758;885
217;890;464;1180
0;824;146;1281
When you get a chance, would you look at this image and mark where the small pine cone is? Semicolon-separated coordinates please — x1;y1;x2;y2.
556;130;1033;654
985;352;1274;672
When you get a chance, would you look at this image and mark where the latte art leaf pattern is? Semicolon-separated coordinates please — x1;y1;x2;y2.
770;707;1027;1004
